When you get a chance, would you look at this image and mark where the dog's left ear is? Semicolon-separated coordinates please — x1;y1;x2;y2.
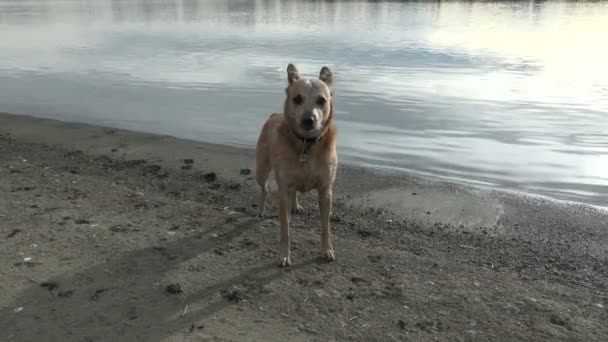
319;66;333;87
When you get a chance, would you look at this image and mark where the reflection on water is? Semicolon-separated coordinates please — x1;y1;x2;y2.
1;0;607;206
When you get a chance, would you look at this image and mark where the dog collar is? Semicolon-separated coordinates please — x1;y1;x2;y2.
293;131;324;162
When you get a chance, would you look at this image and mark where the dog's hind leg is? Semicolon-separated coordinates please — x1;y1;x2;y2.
255;164;270;217
291;192;304;214
256;170;270;217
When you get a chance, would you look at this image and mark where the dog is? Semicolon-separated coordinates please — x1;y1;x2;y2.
255;63;337;267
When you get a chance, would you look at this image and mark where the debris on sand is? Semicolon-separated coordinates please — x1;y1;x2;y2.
109;224;129;233
349;276;369;285
128;307;138;320
58;290;74;298
204;173;217;182
6;228;22;239
220;288;244;303
166;283;183;294
144;164;162;172
240;168;251;175
90;288;109;301
184;159;194;164
357;229;377;238
549;314;573;330
40;282;59;291
75;218;92;224
188;323;204;333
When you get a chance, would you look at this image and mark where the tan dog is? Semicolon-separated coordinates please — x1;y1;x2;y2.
255;64;337;267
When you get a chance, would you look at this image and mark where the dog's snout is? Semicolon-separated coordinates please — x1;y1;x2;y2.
301;113;316;130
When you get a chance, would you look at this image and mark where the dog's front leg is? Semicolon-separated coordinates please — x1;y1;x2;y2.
278;188;293;267
319;186;335;261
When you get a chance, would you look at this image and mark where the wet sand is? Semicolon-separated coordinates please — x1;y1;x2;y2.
0;113;607;341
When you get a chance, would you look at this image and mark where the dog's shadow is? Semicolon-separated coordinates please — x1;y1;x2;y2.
0;216;319;342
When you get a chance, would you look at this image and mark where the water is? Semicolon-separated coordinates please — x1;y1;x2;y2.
1;0;607;206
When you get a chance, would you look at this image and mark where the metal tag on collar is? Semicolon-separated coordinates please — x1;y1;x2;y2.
299;139;312;162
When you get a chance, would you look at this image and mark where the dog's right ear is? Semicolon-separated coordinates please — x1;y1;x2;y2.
287;64;300;84
319;66;333;87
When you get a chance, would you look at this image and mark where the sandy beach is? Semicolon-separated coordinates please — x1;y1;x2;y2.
0;113;606;342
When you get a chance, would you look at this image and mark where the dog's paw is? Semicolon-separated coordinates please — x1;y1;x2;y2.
291;204;305;214
321;247;336;262
279;255;292;267
279;249;291;267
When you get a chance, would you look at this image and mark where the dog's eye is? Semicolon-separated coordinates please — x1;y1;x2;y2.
292;94;303;105
316;97;327;106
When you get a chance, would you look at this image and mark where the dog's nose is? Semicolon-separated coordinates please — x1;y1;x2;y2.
301;115;315;130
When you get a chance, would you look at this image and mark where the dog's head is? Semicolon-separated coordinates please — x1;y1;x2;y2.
284;64;334;138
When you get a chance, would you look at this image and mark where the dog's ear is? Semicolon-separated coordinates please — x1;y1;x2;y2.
287;64;300;84
319;66;333;87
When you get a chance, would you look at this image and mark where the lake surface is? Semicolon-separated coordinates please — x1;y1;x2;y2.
1;0;607;206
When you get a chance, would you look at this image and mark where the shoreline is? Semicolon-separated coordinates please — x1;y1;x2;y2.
1;112;607;341
2;113;606;253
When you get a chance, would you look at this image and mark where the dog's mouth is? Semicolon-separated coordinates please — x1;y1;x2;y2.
298;124;322;139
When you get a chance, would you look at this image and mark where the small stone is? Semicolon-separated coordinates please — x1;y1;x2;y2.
58;290;74;298
40;282;59;291
6;229;22;238
204;173;217;182
228;183;241;190
220;288;244;303
166;283;183;294
549;314;570;329
90;288;108;301
128;307;138;320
